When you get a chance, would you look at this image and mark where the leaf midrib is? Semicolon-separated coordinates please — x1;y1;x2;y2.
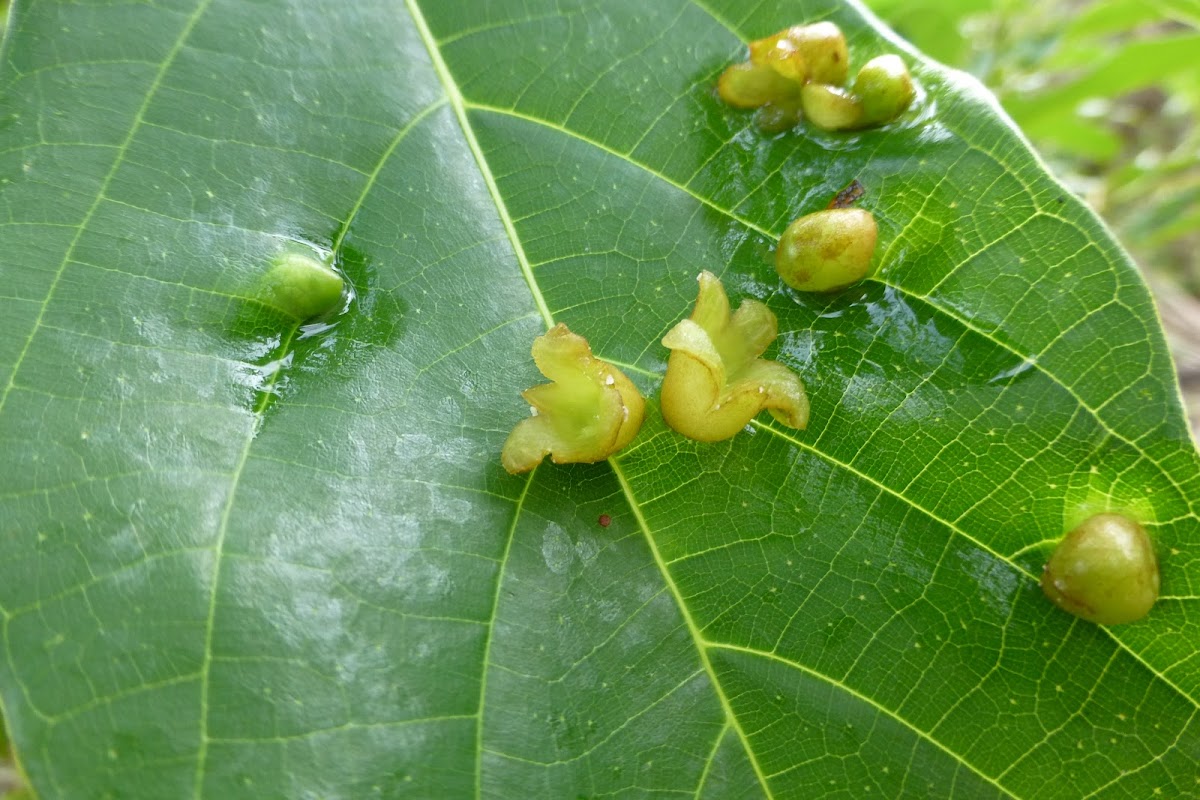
608;459;778;797
404;0;552;333
405;0;778;794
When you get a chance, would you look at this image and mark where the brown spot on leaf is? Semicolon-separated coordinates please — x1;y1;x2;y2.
828;179;866;209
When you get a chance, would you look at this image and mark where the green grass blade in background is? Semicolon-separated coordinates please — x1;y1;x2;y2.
0;0;1197;797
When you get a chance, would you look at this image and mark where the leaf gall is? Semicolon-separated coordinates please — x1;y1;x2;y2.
501;324;645;474
776;208;878;292
853;54;914;124
1041;513;1160;625
261;249;345;320
660;272;808;442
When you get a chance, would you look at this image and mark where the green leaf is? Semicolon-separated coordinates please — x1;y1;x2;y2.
1012;111;1121;162
1006;33;1200;132
1;1;1198;797
1060;0;1164;38
853;0;997;67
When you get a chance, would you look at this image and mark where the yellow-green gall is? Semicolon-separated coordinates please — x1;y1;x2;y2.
717;61;800;109
1041;513;1160;625
783;22;849;85
800;83;864;131
660;272;808;442
776;208;878;292
261;249;345;320
501;324;645;474
748;33;807;82
854;54;914;124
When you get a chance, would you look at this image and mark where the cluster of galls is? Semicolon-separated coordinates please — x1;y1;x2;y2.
498;26;913;471
717;22;914;133
497;21;1165;630
501;272;808;473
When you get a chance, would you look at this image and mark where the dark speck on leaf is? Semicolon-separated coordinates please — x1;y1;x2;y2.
598;514;612;528
828;179;866;209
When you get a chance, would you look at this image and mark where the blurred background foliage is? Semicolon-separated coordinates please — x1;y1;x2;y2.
865;0;1200;432
0;1;1195;797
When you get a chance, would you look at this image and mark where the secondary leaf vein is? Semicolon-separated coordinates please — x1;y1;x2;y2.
705;641;1017;798
406;0;554;331
610;459;777;800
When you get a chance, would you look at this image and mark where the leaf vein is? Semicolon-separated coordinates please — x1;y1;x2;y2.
751;418;1200;712
610;459;777;800
705;641;1018;798
0;0;216;418
473;469;534;798
406;0;553;330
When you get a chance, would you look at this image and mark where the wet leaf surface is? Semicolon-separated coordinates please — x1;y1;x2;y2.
1;1;1198;797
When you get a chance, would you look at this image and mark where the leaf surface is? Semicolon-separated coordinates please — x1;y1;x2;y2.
1;0;1198;797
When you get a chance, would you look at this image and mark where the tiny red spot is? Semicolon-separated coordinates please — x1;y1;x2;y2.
598;514;612;528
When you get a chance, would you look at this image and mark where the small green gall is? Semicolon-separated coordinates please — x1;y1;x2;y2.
783;22;849;85
261;250;344;320
501;324;645;474
1041;513;1160;625
776;208;878;292
854;54;914;124
660;271;808;442
799;83;864;131
717;61;800;109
